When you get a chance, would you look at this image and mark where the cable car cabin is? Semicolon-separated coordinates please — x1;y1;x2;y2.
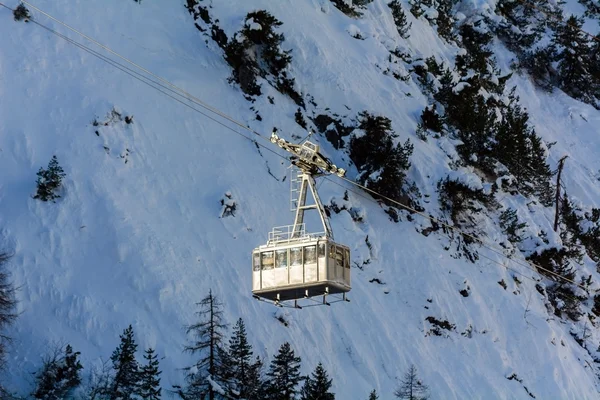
252;225;351;303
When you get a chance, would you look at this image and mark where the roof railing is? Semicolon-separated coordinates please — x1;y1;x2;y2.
266;224;326;245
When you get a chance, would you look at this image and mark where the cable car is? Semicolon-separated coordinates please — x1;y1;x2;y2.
252;133;351;308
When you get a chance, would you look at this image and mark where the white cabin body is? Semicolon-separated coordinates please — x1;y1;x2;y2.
252;232;351;302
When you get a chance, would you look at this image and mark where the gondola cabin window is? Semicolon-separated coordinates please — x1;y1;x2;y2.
304;245;317;263
276;250;288;269
261;251;274;270
290;247;302;266
253;253;260;271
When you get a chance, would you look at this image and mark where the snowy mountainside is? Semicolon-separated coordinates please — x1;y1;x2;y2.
1;0;600;398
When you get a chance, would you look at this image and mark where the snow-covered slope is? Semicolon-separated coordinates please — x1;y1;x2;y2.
2;0;600;398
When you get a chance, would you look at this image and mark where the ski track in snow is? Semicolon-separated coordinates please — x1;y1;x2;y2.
1;0;600;398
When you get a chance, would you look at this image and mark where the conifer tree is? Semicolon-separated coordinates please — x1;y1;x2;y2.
139;348;161;400
110;325;141;400
551;16;594;104
227;318;263;399
434;0;456;41
388;1;411;39
494;89;553;203
455;23;494;77
33;344;83;399
368;389;379;400
495;0;540;51
266;342;303;400
34;155;66;202
408;0;432;18
349;112;413;204
394;365;429;400
300;363;334;400
0;252;17;375
180;289;228;400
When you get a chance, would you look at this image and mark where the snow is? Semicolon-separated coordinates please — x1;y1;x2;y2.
246;18;263;31
452;82;471;93
0;0;599;398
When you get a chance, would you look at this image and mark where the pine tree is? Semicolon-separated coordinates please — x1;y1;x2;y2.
434;0;456;41
139;348;161;400
0;252;17;383
499;208;528;244
443;83;497;172
368;389;379;400
266;342;303;400
494;89;553;203
394;365;429;400
110;325;140;400
349;112;413;204
388;1;411;39
227;318;263;399
408;0;432;18
494;0;540;51
455;23;494;77
34;155;66;202
33;344;83;399
180;289;228;400
300;363;334;400
552;16;594;104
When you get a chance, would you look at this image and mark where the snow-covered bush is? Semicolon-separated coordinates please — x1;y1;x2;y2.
330;0;364;17
438;176;496;230
220;192;237;217
13;3;30;22
224;10;295;99
416;104;443;138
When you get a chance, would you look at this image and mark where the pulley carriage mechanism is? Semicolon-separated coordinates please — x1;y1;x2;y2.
251;133;351;308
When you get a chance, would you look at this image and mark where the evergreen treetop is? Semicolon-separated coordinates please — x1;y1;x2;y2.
33;344;83;400
267;342;303;400
394;365;429;400
34;155;66;202
110;325;140;400
349;112;414;204
300;362;334;400
227;318;263;399
139;348;161;400
181;289;228;400
389;0;412;39
551;15;595;104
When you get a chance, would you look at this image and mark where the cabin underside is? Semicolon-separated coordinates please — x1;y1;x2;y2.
252;281;350;302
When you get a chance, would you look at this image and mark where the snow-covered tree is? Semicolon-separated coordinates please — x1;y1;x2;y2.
368;389;378;400
109;325;140;400
139;348;161;400
0;252;17;383
300;363;334;400
34;155;66;202
266;342;303;400
551;16;595;106
495;89;553;204
179;289;228;400
227;318;263;399
350;112;413;205
388;1;411;39
394;365;429;400
33;344;83;399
